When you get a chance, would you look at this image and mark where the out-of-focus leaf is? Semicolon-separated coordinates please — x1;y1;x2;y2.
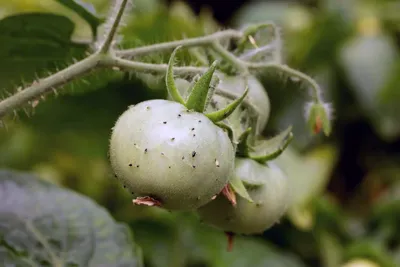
232;1;294;27
0;170;143;266
341;258;380;267
318;231;344;267
55;0;104;38
181;215;307;267
371;179;400;226
379;59;400;120
131;219;184;267
344;241;397;267
339;32;400;141
130;213;306;267
0;12;123;97
274;145;338;230
0;13;87;92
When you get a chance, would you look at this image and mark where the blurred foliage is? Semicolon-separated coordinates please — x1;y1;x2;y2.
0;0;399;266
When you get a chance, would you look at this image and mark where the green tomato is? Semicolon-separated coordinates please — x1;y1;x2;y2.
109;99;235;211
214;73;271;133
339;32;399;140
197;158;289;234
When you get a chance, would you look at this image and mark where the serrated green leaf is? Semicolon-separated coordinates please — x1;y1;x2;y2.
186;61;218;112
0;170;143;267
55;0;104;39
249;126;293;162
229;175;253;203
206;87;249;123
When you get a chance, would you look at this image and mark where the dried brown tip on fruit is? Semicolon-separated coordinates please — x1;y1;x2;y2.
313;115;322;134
132;196;162;207
222;184;236;206
225;231;235;252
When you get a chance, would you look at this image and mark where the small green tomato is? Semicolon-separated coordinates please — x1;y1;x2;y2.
109;99;235;211
197;157;289;234
214;73;271;133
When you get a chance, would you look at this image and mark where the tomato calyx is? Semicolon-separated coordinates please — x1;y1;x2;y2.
166;46;248;124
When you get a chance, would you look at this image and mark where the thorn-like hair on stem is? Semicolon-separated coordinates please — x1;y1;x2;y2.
94;0;133;52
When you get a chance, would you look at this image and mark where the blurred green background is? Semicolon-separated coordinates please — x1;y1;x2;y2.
0;0;399;266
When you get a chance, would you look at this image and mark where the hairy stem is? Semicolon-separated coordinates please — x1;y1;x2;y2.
116;30;243;58
99;0;129;53
0;54;101;118
247;62;323;103
103;56;208;74
211;42;249;73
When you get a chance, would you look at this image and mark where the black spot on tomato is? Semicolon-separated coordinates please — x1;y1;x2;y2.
136;165;140;168
144;148;148;153
163;121;167;124
129;164;132;167
191;128;195;131
192;151;196;157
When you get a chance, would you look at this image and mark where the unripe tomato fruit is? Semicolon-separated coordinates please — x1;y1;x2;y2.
214;73;271;133
109;99;235;211
197;158;289;234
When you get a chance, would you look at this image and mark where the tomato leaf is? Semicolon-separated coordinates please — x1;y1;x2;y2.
249;126;293;163
0;13;123;97
55;0;104;39
0;170;143;267
0;13;87;91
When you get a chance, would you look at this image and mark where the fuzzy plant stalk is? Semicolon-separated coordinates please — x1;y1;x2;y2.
0;0;332;136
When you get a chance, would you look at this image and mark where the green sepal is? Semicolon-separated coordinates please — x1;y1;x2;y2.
204;75;220;109
185;61;219;112
229;175;253;203
215;122;234;142
249;126;293;163
236;127;252;157
206;87;249;123
166;46;186;105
